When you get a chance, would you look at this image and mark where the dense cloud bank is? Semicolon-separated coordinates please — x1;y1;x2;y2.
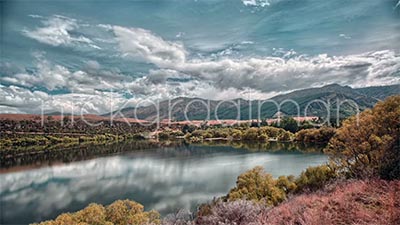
1;1;400;113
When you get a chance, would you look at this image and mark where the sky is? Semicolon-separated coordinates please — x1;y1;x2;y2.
1;0;400;114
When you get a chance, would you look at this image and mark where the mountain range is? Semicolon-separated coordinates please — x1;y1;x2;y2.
110;84;399;121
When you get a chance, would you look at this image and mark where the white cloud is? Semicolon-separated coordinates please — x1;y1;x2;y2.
23;15;98;48
0;84;127;114
113;26;187;67
1;55;127;93
180;50;400;92
112;25;400;93
339;33;351;39
28;14;43;19
0;85;49;113
242;0;280;7
4;18;400;114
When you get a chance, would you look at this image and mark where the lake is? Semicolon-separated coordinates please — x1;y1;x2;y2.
0;141;328;224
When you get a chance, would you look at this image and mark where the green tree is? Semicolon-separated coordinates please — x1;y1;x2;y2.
182;124;196;134
279;117;299;133
242;128;259;140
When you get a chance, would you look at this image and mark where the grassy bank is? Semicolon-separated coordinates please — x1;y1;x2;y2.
0;132;145;148
159;125;336;145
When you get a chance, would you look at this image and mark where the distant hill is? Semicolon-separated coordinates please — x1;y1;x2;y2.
354;84;400;100
111;84;399;121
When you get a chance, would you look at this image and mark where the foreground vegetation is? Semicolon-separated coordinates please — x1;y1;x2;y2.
33;200;160;225
23;95;400;224
195;179;400;225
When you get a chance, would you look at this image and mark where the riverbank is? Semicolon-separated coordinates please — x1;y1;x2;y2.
0;139;184;169
0;138;325;170
0;125;335;167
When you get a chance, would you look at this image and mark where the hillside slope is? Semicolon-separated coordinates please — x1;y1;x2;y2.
355;84;400;100
112;84;399;121
195;179;400;225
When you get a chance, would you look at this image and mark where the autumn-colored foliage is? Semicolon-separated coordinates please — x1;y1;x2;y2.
32;199;160;225
183;126;294;142
295;164;337;192
197;179;400;225
227;166;289;206
258;179;400;225
325;95;400;179
196;200;264;225
226;165;336;206
295;127;336;143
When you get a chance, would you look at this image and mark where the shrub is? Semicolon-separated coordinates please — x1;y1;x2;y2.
231;129;242;140
189;136;203;143
227;166;287;206
191;130;204;137
295;165;337;192
276;175;297;193
199;180;400;225
158;131;171;139
163;209;194;225
325;95;400;179
277;132;292;142
75;203;107;225
279;117;299;133
258;179;400;225
32;199;160;225
196;200;264;225
242;128;259;140
295;127;336;144
259;126;281;138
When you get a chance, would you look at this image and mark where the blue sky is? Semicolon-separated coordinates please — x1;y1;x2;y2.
1;0;400;114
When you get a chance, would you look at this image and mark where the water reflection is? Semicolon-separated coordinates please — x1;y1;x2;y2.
0;143;327;225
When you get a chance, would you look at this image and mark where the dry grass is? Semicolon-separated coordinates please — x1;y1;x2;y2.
196;179;400;225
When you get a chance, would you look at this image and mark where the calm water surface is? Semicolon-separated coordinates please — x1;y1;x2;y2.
0;142;327;224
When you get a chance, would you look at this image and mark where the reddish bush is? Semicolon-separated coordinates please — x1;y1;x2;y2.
259;179;400;225
196;200;264;225
196;179;399;225
163;209;194;225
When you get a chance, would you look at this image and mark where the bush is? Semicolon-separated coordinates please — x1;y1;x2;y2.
227;166;288;206
277;132;292;141
231;129;242;140
295;165;337;192
163;209;194;225
295;127;336;143
196;200;264;225
158;131;171;139
227;164;338;207
75;203;108;225
325;95;400;179
189;136;203;143
32;199;160;225
258;179;400;225
280;117;299;133
242;128;259;140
